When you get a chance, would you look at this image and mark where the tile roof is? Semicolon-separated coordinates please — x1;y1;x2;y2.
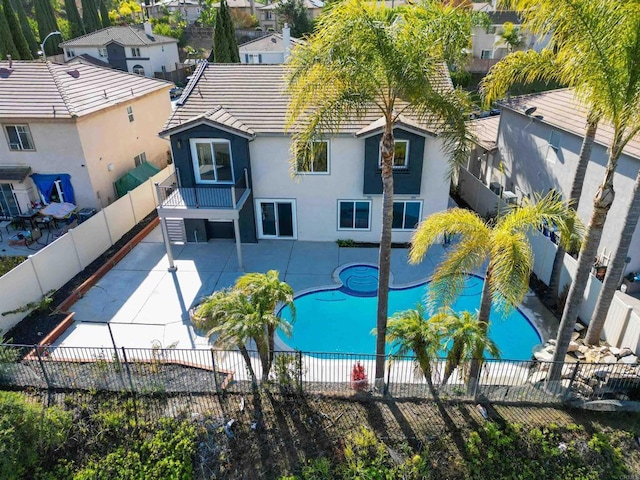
162;63;452;136
60;25;178;47
212;0;253;8
0;60;172;120
467;115;500;152
258;0;323;10
239;33;305;52
500;89;640;161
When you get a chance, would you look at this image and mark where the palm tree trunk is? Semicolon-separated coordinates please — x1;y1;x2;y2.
265;327;276;380
374;128;395;389
548;117;598;301
467;265;493;396
548;135;623;386
585;170;640;345
239;344;258;390
417;354;438;399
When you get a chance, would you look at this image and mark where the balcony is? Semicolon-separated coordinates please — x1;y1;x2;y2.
155;169;250;220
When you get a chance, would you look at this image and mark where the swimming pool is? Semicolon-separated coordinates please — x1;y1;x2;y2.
277;264;542;361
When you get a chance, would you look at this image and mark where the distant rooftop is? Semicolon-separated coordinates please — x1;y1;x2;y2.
0;60;171;119
467;115;500;152
239;33;305;52
60;25;178;48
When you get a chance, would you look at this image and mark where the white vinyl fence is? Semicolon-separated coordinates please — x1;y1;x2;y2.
457;167;640;354
0;166;173;333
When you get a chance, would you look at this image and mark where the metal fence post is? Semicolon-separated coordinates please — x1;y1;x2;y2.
297;350;303;393
385;357;391;397
107;323;126;390
121;347;136;393
35;346;51;390
563;361;581;403
210;349;220;394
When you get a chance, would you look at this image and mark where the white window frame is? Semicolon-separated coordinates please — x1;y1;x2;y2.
131;47;141;57
98;47;108;58
127;106;134;122
378;139;409;169
134;152;147;167
4;124;34;151
392;200;422;231
337;200;372;231
189;138;235;184
246;54;261;64
480;49;493;59
255;198;297;239
132;64;145;75
295;140;330;174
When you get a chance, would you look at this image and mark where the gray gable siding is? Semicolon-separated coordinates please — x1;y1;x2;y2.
363;128;425;195
106;42;127;71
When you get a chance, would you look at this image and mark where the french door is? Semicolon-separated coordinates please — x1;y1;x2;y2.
256;199;296;239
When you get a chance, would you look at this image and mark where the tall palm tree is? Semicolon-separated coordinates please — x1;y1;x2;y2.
481;47;600;305
234;270;296;381
193;289;262;389
490;0;640;384
386;306;443;397
409;193;578;393
586;172;640;345
286;0;476;387
439;309;499;387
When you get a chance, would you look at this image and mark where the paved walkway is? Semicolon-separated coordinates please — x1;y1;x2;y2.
54;227;448;350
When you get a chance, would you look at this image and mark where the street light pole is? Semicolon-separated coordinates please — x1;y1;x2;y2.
40;31;62;61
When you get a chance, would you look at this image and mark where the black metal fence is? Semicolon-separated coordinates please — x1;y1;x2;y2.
1;344;639;404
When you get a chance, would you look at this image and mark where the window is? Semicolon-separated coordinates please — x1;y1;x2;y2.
392;201;422;230
338;200;371;230
127;106;134;122
379;139;409;168
190;139;234;183
98;47;108;57
0;184;19;216
66;48;75;58
134;152;147;167
131;47;141;57
296;141;329;173
246;54;262;64
5;125;34;151
480;49;493;59
256;199;296;238
132;64;145;75
265;11;272;19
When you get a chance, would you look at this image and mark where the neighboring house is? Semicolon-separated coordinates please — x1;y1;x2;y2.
59;24;180;78
239;27;304;64
148;0;202;24
0;59;172;215
155;62;454;266
465;114;500;186
257;0;324;31
469;2;550;73
466;88;640;275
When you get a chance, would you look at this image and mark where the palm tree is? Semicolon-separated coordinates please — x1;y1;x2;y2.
386;306;443;396
481;47;600;306
489;0;640;384
286;0;476;387
193;289;262;389
586;172;640;345
409;193;578;393
234;270;296;381
439;309;499;387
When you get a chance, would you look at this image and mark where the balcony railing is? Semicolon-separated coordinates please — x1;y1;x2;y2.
155;169;250;209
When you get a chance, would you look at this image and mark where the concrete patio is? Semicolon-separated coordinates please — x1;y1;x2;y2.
53;225;450;351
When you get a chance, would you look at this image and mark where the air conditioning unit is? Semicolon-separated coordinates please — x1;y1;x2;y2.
489;182;502;196
503;190;518;205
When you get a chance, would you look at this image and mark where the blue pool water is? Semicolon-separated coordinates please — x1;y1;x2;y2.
278;265;542;361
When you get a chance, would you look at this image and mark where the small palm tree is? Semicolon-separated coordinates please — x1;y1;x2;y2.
409;192;578;393
386;306;443;396
193;289;262;389
439;309;499;387
234;270;296;381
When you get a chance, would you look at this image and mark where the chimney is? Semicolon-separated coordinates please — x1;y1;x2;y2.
144;21;154;38
283;23;291;61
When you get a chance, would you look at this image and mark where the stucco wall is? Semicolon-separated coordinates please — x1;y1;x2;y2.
77;88;172;208
239;51;285;64
249;134;451;242
498;109;640;273
0;119;94;209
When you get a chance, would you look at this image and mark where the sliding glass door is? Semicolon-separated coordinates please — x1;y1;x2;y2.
256;199;296;239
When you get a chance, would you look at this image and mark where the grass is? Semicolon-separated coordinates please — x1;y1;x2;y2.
0;256;26;277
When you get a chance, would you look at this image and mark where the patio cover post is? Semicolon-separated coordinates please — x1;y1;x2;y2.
160;217;177;271
233;218;243;271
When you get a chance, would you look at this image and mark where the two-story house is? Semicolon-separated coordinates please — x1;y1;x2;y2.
238;26;303;64
59;24;180;78
148;0;202;24
155;62;453;268
468;88;640;275
0;59;172;215
257;0;324;31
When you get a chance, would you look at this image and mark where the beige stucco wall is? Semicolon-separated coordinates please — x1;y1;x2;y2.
0;119;95;209
76;87;172;208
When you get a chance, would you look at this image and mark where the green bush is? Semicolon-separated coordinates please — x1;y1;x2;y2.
0;392;72;480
